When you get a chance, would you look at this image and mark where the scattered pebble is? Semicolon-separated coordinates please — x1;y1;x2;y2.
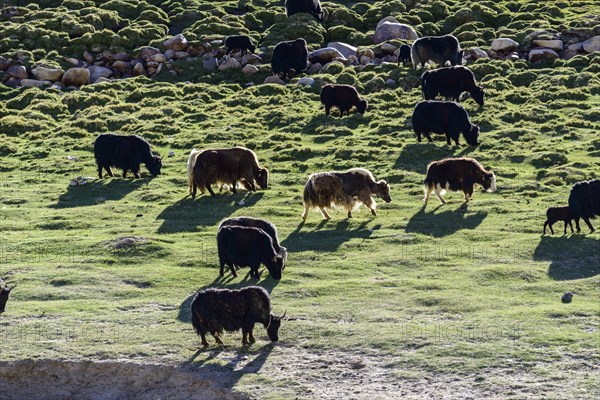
66;155;79;161
168;150;176;157
562;292;573;303
69;176;93;186
238;199;246;206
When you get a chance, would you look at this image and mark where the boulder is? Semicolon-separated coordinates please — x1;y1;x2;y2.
582;36;600;53
62;67;90;86
347;55;359;65
0;56;10;71
363;49;375;59
376;16;399;30
308;47;346;64
83;51;94;64
532;39;563;50
165;49;175;60
241;53;262;65
528;48;559;63
64;57;80;66
373;22;418;44
88;65;112;82
491;38;519;52
203;57;218;71
559;49;579;60
93;77;111;84
468;48;488;60
139;46;161;62
307;63;322;74
32;66;64;81
360;55;371;65
264;76;285;85
241;64;258;75
327;42;357;58
7;65;27;79
568;42;583;51
380;43;397;54
164;34;188;51
385;79;396;86
132;62;146;76
149;53;167;63
110;52;129;62
298;77;314;86
112;60;130;73
219;58;241;71
21;79;51;88
173;51;189;60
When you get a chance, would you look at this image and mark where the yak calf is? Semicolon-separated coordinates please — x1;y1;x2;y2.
320;84;367;117
543;206;574;235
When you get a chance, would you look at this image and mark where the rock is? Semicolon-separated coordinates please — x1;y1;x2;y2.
164;34;188;51
238;199;246;206
108;51;128;62
154;63;163;76
0;56;10;71
112;60;130;73
132;62;146;76
307;63;322;74
561;292;573;304
528;48;559;63
327;42;357;58
219;58;241;71
385;78;396;86
298;76;314;86
173;51;189;60
168;150;176;157
7;65;27;79
92;77;110;84
139;46;161;62
21;79;51;88
203;57;218;71
264;76;285;85
62;68;90;86
64;57;80;66
32;66;64;81
373;22;418;44
241;64;258;75
380;43;398;54
244;82;254;88
363;49;375;59
568;42;583;51
559;49;579;60
360;56;371;65
468;48;489;60
376;16;400;30
164;49;175;60
210;40;223;47
532;39;563;50
88;65;112;82
582;36;600;53
506;52;520;61
241;53;262;65
309;47;346;64
66;155;79;161
347;55;359;65
49;83;63;91
5;78;21;88
146;62;159;69
83;51;94;64
149;53;167;63
491;38;519;52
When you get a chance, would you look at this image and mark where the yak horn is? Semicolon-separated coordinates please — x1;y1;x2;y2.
281;310;287;319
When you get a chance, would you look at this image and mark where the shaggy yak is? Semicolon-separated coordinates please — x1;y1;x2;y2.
217;226;285;280
94;133;162;179
412;100;480;146
423;157;496;204
568;179;600;233
302;168;391;221
397;44;412;66
320;84;368;117
225;35;256;56
543;206;574;235
271;39;308;79
421;66;485;107
411;34;463;68
0;278;15;314
191;286;285;347
188;147;268;198
285;0;324;21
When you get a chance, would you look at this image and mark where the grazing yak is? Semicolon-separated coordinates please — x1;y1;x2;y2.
191;286;285;347
397;44;412;66
423;157;496;204
217;226;285;280
422;66;484;107
411;34;462;68
189;147;268;198
302;168;391;221
94;133;162;179
285;0;324;21
0;278;15;313
225;35;255;56
320;84;368;117
412;100;480;146
543;206;574;235
568;179;600;233
271;39;308;79
219;217;288;266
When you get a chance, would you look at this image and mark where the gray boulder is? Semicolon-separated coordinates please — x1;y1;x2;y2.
327;42;357;58
62;68;90;86
582;36;600;53
32;66;64;81
7;65;27;79
528;48;559;63
309;47;346;64
88;65;112;82
373;21;418;44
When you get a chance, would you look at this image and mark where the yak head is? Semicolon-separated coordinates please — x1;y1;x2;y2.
375;180;392;203
266;254;284;280
464;125;480;146
0;279;15;314
266;310;286;341
471;86;485;107
257;168;269;190
483;172;496;192
356;99;368;114
146;153;163;177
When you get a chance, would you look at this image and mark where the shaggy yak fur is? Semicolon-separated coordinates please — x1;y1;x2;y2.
421;66;484;107
285;0;324;21
411;34;463;68
423;157;496;204
543;206;574;235
191;286;285;346
320;84;368;117
271;39;308;79
188;147;268;198
568;179;600;233
94;133;162;179
412;100;480;146
302;168;392;220
225;35;255;56
217;226;285;280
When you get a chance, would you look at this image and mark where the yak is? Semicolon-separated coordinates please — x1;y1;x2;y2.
285;0;324;21
320;84;368;117
568;179;600;233
421;66;484;107
0;278;15;314
271;39;308;79
412;100;480;146
543;206;574;235
94;133;162;179
423;157;496;204
411;35;462;68
397;44;411;66
191;286;285;347
225;35;255;56
302;168;391;221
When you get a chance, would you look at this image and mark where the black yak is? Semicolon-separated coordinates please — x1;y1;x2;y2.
190;286;285;346
543;206;574;235
217;226;285;280
411;35;462;68
285;0;324;21
271;38;308;79
188;147;268;198
225;35;256;56
94;133;162;179
423;157;496;204
302;168;391;220
412;100;480;146
320;84;368;117
421;66;484;107
397;44;411;66
0;278;15;314
568;179;600;233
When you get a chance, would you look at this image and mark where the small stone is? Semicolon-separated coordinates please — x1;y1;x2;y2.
210;39;223;47
165;49;175;60
559;49;579;60
149;53;167;63
373;21;418;44
568;42;583;51
62;68;90;86
582;36;600;53
0;56;10;71
7;65;27;79
380;43;397;54
112;60;130;73
219;58;241;71
308;47;346;64
203;57;218;71
108;52;129;62
132;62;146;76
528;48;559;63
532;39;563;50
360;55;371;65
87;65;112;82
173;51;189;60
20;79;51;88
244;82;254;88
238;199;246;206
491;38;519;52
241;53;262;65
468;48;489;60
83;51;94;64
297;76;314;86
307;63;322;74
347;55;359;65
66;155;79;161
241;64;258;75
64;57;80;66
168;150;176;157
363;49;375;59
264;76;285;85
385;78;396;86
32;66;64;81
163;34;189;51
139;46;161;62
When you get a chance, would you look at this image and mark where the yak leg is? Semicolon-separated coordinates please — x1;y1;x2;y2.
242;331;250;346
211;332;224;345
567;220;574;234
415;131;422;142
433;185;447;204
207;184;216;196
574;218;581;233
325;105;331;116
423;184;433;204
319;207;331;220
301;203;310;221
228;261;238;277
105;166;114;177
463;183;473;202
582;217;595;233
122;169;128;178
248;330;256;344
200;332;209;347
98;165;104;179
425;132;433;142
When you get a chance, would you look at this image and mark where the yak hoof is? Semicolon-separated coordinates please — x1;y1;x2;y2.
371;210;377;216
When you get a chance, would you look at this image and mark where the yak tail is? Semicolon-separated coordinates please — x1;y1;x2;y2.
303;178;318;208
187;149;200;181
421;71;429;97
190;303;203;335
411;44;421;69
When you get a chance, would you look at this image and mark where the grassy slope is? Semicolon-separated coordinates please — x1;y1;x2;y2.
1;0;600;398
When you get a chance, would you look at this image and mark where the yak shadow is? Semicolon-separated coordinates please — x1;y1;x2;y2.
281;219;380;252
50;178;148;208
394;143;476;173
534;235;600;280
301;113;366;135
156;192;265;233
405;204;488;237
